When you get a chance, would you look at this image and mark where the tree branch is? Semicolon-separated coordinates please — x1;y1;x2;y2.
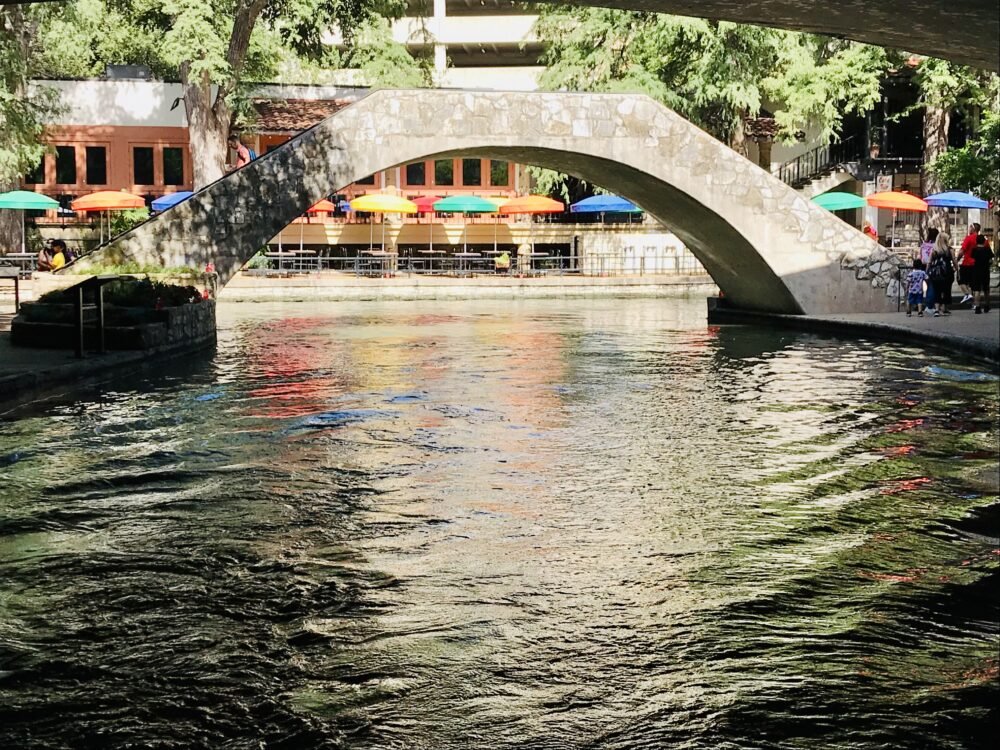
215;0;268;107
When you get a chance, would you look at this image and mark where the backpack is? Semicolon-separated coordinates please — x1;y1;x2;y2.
928;257;950;283
247;147;258;161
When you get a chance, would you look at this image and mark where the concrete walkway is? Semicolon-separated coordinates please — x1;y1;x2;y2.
709;302;1000;364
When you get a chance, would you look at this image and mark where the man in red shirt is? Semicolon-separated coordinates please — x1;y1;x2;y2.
956;222;982;304
227;134;252;172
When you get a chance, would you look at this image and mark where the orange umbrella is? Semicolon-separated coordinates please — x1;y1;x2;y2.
499;194;564;215
71;190;147;244
499;195;564;262
865;191;928;212
866;191;927;249
71;190;146;212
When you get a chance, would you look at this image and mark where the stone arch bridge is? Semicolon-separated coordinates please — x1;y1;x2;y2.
80;89;900;315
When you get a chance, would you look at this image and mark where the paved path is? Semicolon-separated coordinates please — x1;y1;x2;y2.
710;300;999;365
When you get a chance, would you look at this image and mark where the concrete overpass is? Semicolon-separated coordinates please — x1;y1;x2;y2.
545;1;999;72
76;89;901;315
3;0;997;70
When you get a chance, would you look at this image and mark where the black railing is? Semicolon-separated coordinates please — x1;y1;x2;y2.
776;136;864;188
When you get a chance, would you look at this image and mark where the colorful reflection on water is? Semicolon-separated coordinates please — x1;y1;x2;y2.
0;297;996;749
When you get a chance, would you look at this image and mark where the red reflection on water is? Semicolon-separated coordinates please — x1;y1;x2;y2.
884;418;926;434
243;317;353;419
860;567;928;583
878;476;932;495
876;445;917;457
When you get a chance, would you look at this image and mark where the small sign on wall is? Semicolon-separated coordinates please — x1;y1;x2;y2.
876;174;893;193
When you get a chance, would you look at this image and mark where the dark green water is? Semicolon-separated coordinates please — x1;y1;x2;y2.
1;297;997;749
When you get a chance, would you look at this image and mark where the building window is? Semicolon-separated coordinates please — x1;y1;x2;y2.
85;146;107;185
356;173;376;185
24;156;45;185
55;146;77;185
405;161;426;185
462;159;481;186
434;159;454;186
133;146;155;185
163;147;185;186
490;160;509;187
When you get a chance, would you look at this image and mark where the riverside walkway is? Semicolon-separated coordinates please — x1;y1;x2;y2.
709;302;1000;365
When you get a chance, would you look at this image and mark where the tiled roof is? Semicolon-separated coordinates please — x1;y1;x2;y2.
744;116;779;140
252;99;351;132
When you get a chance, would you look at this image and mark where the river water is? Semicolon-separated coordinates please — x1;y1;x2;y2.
0;297;997;749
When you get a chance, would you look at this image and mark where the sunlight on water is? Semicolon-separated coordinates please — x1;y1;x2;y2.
1;297;997;749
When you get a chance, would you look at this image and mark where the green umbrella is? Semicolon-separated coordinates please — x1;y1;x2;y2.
433;195;498;253
0;190;60;254
811;192;867;211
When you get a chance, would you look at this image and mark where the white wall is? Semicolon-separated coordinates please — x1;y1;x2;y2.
36;80;190;127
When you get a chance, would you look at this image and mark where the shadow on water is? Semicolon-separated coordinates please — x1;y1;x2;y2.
0;298;996;749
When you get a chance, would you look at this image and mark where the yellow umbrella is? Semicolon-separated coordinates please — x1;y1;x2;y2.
349;194;418;252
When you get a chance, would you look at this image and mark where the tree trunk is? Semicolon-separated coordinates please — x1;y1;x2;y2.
182;66;230;189
757;139;773;172
730;110;749;158
922;103;950;232
180;0;267;190
0;5;32;253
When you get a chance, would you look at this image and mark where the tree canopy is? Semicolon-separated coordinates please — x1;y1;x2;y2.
534;6;894;148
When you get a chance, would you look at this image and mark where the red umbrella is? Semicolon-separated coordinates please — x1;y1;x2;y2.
412;195;443;213
412;195;443;252
306;199;337;215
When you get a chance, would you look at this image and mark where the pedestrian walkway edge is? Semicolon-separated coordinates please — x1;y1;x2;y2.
706;300;1000;366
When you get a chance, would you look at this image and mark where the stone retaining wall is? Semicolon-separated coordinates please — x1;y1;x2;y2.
11;300;217;351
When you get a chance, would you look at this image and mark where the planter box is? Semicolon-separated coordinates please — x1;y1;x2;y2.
11;300;216;351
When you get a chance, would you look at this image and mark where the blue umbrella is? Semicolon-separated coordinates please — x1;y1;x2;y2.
923;191;988;209
151;191;194;212
570;195;642;213
924;191;989;240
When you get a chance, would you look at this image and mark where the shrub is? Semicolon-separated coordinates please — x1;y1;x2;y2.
68;262;201;277
37;276;203;308
109;208;151;237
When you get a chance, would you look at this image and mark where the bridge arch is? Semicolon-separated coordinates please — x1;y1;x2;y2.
82;89;892;315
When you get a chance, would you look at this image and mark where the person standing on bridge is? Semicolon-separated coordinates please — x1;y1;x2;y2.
227;134;254;172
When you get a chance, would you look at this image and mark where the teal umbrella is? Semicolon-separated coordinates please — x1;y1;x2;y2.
433;195;497;252
811;192;867;211
0;190;60;253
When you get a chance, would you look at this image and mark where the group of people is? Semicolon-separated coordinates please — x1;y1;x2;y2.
36;239;73;272
905;223;994;317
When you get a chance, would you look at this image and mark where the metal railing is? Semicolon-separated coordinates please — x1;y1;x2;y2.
246;249;709;278
776;136;863;188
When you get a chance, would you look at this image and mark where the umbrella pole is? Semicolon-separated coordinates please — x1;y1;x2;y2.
382;216;386;253
21;211;26;254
